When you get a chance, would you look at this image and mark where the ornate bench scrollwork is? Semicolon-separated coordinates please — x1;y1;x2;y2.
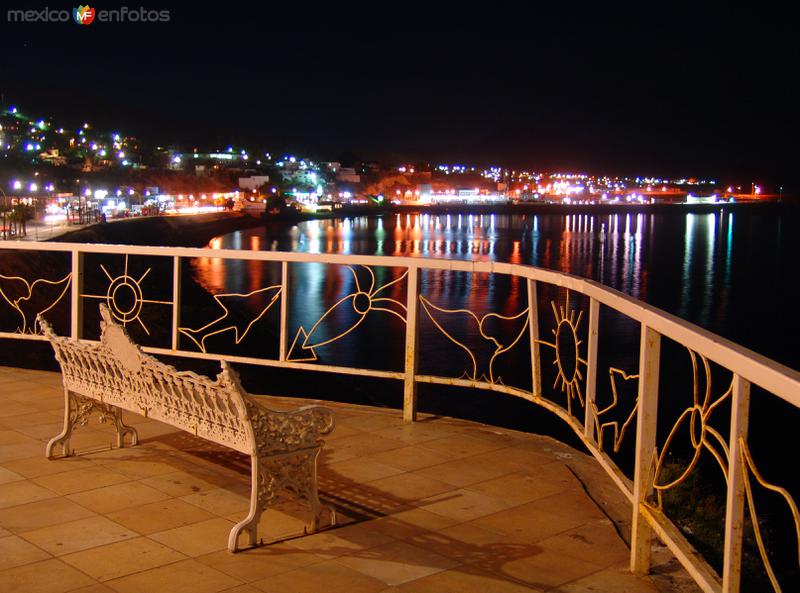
39;304;336;551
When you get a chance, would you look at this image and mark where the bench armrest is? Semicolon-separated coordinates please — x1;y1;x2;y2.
246;399;335;456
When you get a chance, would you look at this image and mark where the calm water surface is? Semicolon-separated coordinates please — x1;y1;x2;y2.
197;210;799;372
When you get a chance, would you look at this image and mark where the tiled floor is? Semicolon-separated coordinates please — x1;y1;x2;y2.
0;365;695;593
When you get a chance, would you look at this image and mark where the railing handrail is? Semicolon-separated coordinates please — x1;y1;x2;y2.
3;239;798;407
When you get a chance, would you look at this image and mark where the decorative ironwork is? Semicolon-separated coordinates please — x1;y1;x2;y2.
537;290;587;415
594;367;640;453
81;255;171;335
419;296;529;383
740;439;800;593
179;285;282;353
287;265;407;361
0;272;71;334
653;351;732;504
40;304;336;552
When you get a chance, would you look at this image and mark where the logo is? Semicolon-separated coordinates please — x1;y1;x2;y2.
73;5;95;25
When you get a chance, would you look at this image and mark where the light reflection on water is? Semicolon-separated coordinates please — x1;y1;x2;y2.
194;211;798;372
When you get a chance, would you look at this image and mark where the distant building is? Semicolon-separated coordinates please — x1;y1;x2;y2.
336;167;360;183
239;175;270;190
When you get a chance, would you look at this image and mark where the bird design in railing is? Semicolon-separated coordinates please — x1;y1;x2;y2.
419;296;530;384
287;266;408;362
179;285;283;353
0;273;72;334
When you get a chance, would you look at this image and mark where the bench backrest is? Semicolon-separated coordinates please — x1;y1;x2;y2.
39;305;254;455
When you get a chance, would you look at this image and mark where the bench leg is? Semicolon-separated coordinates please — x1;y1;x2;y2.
46;390;139;459
46;389;78;459
228;455;262;552
302;449;336;534
111;408;138;449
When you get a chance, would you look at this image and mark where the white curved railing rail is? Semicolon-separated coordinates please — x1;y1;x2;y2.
1;239;799;593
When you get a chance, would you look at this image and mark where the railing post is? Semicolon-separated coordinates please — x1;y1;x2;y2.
584;297;600;438
722;374;751;593
171;256;181;350
527;278;542;398
403;266;420;422
279;260;289;361
70;249;84;339
631;324;661;574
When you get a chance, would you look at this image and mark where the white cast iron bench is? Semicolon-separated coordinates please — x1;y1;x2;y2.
38;304;336;551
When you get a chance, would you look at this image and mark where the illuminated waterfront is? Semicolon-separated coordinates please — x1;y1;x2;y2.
198;210;798;371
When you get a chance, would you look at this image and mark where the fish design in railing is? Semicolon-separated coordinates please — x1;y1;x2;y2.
179;285;282;353
419;296;530;384
287;266;408;362
81;255;172;335
594;367;640;453
0;273;72;334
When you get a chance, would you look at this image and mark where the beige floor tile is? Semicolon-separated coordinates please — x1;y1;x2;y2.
0;558;95;593
92;457;182;479
0;496;96;533
464;447;557;474
413;457;513;488
367;472;453;502
0;479;57;509
104;558;240;593
536;518;630;567
325;433;406;464
65;585;117;593
61;536;187;581
0;466;24;485
197;543;321;582
470;503;587;543
0;534;51;570
366;508;460;541
416;488;517;521
286;521;396;559
20;515;137;556
365;445;452;472
182;486;250;516
150;517;235;557
107;496;217;534
419;434;504;460
336;540;460;586
67;480;171;514
0;430;39;446
325;457;405;483
140;469;232;497
251;558;387;593
1;454;94;478
487;547;604;590
529;489;608;523
32;466;131;495
403;522;537;567
553;566;662;593
0;441;46;463
398;563;544;593
466;471;568;505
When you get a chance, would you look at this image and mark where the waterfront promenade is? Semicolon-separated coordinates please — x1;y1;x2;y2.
0;365;696;593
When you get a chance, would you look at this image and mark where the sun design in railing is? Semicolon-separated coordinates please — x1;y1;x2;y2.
419;296;530;384
82;255;172;335
537;291;587;415
287;266;408;362
0;273;72;334
594;367;640;453
652;349;800;592
179;285;282;353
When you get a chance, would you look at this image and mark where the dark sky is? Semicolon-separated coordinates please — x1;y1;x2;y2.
1;5;798;185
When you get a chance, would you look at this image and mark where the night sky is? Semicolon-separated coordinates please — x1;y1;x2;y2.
1;6;797;186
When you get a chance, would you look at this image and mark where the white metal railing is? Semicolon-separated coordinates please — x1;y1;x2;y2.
1;239;799;593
